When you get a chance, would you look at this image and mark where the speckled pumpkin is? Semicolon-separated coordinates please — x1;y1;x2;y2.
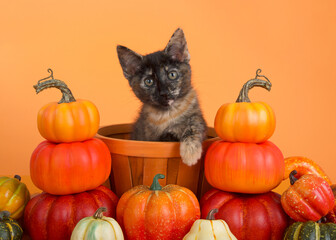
0;175;30;219
0;211;23;240
284;221;336;240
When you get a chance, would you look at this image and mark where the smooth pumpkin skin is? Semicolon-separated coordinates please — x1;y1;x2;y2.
214;101;275;143
116;183;200;240
37;99;100;143
24;185;118;240
204;140;284;193
284;156;332;185
0;211;23;240
281;174;334;222
0;175;30;219
284;221;336;240
30;138;111;195
200;189;289;240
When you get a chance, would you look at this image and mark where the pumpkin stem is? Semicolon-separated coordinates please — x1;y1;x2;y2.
93;207;107;219
289;170;299;185
33;68;76;104
236;69;272;103
150;174;165;191
14;175;21;181
0;211;11;221
206;209;218;220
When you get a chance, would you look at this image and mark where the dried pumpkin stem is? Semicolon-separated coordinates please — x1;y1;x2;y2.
206;209;219;220
14;175;21;181
93;207;107;219
289;170;299;185
33;68;76;104
150;174;165;191
236;69;272;103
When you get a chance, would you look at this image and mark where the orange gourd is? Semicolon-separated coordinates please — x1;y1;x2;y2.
284;156;332;185
214;69;275;143
34;69;100;143
0;175;30;219
204;140;284;194
116;174;200;240
30;138;111;195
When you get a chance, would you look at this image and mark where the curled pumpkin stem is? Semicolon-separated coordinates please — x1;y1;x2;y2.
93;207;107;219
33;69;76;104
206;209;218;220
236;69;272;103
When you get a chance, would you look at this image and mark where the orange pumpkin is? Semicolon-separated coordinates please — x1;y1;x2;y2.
34;69;100;143
204;140;284;193
214;69;275;143
0;175;30;219
116;174;200;240
30;138;111;195
284;156;332;185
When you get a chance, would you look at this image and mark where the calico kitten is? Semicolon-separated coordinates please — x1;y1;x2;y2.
116;28;207;166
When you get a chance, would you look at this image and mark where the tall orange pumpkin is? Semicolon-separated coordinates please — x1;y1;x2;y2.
34;69;100;143
214;69;275;143
116;174;200;240
204;140;284;194
30;138;111;195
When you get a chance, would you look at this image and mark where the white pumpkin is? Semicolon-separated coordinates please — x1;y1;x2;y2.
71;207;124;240
183;209;237;240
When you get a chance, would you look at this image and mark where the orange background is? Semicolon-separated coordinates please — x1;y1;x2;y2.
1;1;336;194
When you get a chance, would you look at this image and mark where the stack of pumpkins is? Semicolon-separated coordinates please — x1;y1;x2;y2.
201;70;290;240
23;69;119;240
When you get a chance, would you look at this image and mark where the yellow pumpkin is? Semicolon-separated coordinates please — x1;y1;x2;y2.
34;69;100;143
183;209;237;240
214;69;275;143
0;175;30;219
71;207;124;240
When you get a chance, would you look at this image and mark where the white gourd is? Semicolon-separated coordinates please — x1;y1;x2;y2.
183;209;237;240
71;207;124;240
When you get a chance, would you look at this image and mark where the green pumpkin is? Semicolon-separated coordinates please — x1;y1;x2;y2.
284;221;336;240
0;211;23;240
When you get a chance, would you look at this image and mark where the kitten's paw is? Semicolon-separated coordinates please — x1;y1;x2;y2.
180;138;202;166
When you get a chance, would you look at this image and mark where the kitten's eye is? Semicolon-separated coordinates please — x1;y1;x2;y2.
168;71;178;80
144;78;154;87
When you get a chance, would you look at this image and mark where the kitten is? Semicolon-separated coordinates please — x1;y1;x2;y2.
116;28;207;166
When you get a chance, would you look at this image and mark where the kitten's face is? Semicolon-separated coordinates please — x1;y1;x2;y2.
117;28;192;108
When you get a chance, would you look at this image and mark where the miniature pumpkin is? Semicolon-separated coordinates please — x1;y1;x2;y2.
24;185;118;240
214;69;275;143
34;69;100;143
204;140;284;193
0;211;23;240
183;209;237;240
30;138;111;195
116;174;200;240
200;189;289;240
281;170;334;222
284;156;332;185
71;207;124;240
283;221;336;240
0;175;30;219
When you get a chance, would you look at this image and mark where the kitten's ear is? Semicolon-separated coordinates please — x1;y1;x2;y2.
164;28;190;63
117;45;143;80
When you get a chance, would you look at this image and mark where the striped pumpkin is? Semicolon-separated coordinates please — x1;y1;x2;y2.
0;211;23;240
183;209;237;240
284;221;336;240
71;207;124;240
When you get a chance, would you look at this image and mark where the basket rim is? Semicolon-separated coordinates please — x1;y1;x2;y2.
96;123;218;158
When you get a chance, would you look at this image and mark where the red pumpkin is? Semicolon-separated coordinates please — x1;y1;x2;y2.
30;138;111;195
24;185;118;240
116;174;200;240
281;171;334;222
204;140;284;193
200;189;289;240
